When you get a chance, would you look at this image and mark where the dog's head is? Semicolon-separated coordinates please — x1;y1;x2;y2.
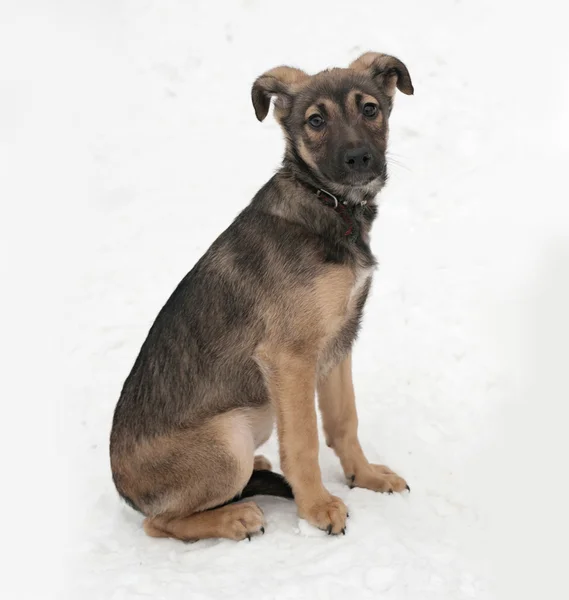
252;52;413;194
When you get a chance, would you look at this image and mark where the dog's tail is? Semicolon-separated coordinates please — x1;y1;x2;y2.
237;469;294;501
216;470;293;509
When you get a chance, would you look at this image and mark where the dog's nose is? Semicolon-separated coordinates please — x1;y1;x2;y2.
344;147;373;170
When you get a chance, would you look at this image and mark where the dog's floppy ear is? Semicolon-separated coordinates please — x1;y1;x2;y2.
349;52;414;97
251;66;309;122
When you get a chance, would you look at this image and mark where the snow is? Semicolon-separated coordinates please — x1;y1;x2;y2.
2;1;569;599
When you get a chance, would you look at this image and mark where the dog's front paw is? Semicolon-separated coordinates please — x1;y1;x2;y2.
298;494;348;535
349;464;409;494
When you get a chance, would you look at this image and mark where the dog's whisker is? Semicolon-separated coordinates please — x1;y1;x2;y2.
387;158;411;172
386;151;409;160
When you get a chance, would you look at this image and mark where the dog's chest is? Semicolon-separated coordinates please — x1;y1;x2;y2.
348;265;373;309
317;265;373;375
325;264;373;339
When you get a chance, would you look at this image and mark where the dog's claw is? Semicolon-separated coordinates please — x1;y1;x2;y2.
387;489;393;494
326;524;333;535
246;533;251;542
260;526;265;535
341;527;346;535
405;485;411;492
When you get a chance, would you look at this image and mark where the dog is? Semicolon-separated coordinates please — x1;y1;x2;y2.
110;52;414;541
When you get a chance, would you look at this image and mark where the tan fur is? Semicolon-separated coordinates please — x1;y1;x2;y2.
297;138;321;172
345;90;385;128
349;51;414;96
242;404;274;448
304;99;339;144
345;89;360;121
255;66;310;122
349;51;383;72
304;98;339;121
112;410;260;518
313;267;356;346
144;501;265;542
254;344;348;534
317;353;408;493
264;66;310;89
252;266;360;533
253;455;272;471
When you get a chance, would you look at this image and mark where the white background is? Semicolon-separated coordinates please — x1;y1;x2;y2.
1;1;568;598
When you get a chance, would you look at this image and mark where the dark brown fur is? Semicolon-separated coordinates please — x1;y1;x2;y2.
110;52;413;541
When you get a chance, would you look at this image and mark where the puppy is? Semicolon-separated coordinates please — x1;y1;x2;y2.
110;52;413;541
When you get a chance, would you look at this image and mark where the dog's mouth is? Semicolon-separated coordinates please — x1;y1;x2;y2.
349;171;385;186
325;168;386;189
319;159;387;189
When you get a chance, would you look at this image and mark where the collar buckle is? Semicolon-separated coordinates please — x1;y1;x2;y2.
316;188;338;209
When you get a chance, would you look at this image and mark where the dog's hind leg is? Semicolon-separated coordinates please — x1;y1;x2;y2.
144;501;265;542
113;409;257;534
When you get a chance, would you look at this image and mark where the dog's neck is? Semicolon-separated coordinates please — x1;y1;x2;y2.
276;155;379;246
281;152;384;207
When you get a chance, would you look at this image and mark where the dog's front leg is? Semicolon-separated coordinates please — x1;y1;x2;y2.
317;353;409;493
258;347;348;535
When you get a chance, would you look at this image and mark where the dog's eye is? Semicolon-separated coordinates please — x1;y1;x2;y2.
307;114;325;129
362;103;378;118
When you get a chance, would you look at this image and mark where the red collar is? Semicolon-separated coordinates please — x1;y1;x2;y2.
315;188;365;242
